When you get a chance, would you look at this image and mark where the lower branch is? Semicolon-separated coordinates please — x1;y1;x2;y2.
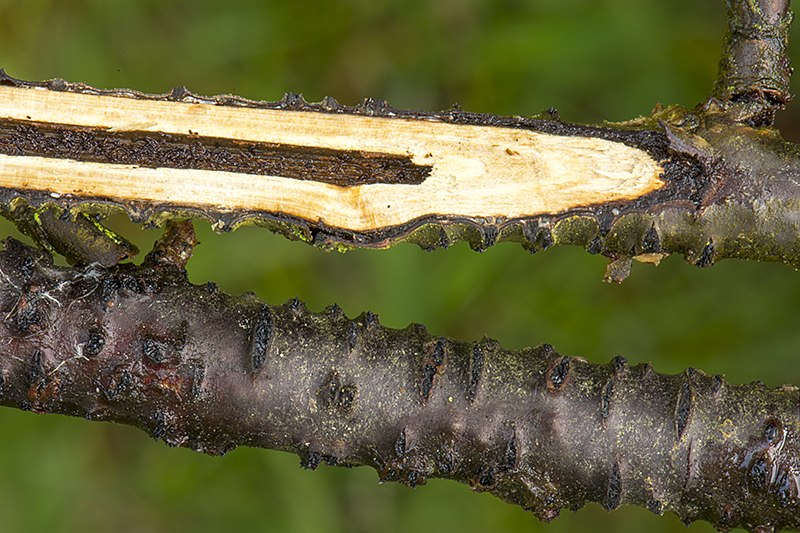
0;223;797;532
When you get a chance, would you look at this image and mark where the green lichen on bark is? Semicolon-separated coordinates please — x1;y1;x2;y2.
0;226;797;532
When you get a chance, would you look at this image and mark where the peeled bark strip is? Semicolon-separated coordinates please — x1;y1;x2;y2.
0;229;798;532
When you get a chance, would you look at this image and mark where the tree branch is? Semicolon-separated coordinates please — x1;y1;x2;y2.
0;22;794;283
0;1;798;531
0;224;797;532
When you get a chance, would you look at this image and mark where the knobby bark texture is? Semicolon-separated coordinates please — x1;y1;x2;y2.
0;0;798;531
0;226;797;533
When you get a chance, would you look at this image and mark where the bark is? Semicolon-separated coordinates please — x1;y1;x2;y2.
0;1;798;531
0;224;797;533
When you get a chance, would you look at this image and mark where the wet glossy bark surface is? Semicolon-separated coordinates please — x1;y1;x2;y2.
0;227;797;532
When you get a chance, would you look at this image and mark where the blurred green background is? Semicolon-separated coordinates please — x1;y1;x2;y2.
1;0;799;531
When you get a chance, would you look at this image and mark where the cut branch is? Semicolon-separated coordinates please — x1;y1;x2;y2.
0;64;799;281
0;227;797;533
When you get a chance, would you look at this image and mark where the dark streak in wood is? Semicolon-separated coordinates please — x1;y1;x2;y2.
0;118;431;188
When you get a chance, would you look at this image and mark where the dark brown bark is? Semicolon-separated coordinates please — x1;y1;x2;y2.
0;224;797;532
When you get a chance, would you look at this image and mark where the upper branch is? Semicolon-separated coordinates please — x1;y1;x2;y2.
0;1;797;282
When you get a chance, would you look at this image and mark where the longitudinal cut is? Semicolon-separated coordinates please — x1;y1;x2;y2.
3;69;800;283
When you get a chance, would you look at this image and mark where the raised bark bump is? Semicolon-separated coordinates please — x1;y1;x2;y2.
395;428;406;459
600;377;614;424
467;343;483;403
612;355;627;373
249;304;273;373
547;355;571;391
603;461;623;512
83;331;105;357
187;360;205;403
419;338;447;403
675;381;693;439
301;449;322;471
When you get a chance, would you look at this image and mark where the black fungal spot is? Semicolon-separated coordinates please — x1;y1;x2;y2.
301;450;322;470
774;469;795;507
249;305;273;372
431;338;446;367
149;411;167;441
202;282;219;294
483;225;498;248
765;420;781;445
674;382;692;438
15;307;42;332
539;228;555;250
23;351;44;390
586;236;603;255
406;470;424;488
748;455;768;492
287;297;305;316
99;275;120;304
188;361;205;402
600;378;614;421
395;429;406;459
479;468;495;487
696;241;714;268
420;363;437;401
642;225;661;253
325;303;343;321
647;498;663;516
18;256;35;285
363;311;378;328
315;372;357;413
84;331;104;357
548;356;570;390
346;322;359;352
499;432;517;473
467;344;484;403
120;275;144;294
438;227;450;249
0;371;4;398
420;339;447;402
603;462;622;511
104;370;132;401
436;449;454;475
612;355;627;373
598;211;616;234
712;374;724;395
378;471;399;484
142;338;164;365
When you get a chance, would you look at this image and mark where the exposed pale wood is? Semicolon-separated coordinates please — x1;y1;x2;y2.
0;86;664;231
